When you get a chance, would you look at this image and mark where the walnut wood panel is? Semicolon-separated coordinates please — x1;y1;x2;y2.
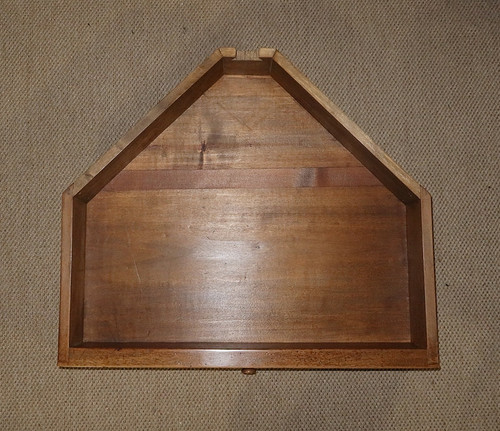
84;186;409;344
125;75;361;171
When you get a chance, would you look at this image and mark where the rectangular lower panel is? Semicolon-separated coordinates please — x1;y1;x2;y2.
83;186;410;345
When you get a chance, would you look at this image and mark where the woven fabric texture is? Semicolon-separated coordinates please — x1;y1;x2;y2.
1;1;498;429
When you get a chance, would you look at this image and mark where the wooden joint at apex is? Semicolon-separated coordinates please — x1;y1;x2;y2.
219;47;237;58
258;48;276;58
219;48;276;61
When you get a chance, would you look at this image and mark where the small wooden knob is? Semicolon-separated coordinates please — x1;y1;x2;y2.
241;368;256;375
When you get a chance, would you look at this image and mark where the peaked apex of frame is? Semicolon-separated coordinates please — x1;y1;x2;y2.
70;47;424;204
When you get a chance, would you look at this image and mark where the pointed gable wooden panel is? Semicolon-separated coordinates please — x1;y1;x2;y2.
59;48;438;370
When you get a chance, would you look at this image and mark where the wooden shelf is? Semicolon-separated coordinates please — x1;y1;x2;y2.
59;48;439;370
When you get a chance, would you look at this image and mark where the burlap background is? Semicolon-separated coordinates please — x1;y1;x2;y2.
1;1;498;429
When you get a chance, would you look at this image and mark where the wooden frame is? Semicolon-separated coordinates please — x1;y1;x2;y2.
59;48;439;370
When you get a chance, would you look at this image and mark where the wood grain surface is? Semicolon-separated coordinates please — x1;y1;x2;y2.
59;50;438;369
84;187;409;344
82;75;410;345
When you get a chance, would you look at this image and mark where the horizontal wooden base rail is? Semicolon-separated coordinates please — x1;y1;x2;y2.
60;347;438;369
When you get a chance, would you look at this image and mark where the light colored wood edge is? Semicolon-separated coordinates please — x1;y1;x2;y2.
59;347;437;369
258;48;276;58
270;50;422;202
70;48;225;199
220;47;275;59
235;50;261;61
420;187;440;367
58;186;73;365
219;47;237;58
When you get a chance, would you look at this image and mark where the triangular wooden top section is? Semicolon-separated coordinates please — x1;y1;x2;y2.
69;48;423;203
